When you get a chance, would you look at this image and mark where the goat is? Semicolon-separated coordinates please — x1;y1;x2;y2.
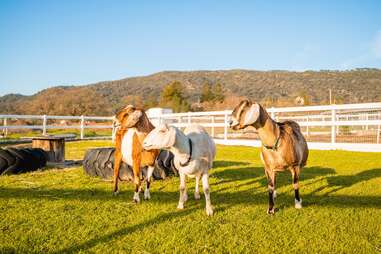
143;124;216;216
229;99;308;214
113;105;159;203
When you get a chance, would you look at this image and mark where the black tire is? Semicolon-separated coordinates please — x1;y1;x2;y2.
83;149;98;176
0;149;16;168
118;163;134;181
0;156;8;174
19;149;40;172
155;150;178;177
82;148;175;181
3;148;27;174
94;148;114;178
32;148;47;168
33;148;48;165
98;148;115;179
83;147;132;180
24;148;46;169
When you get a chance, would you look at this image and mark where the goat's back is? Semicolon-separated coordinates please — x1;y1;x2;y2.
184;125;216;168
278;120;308;167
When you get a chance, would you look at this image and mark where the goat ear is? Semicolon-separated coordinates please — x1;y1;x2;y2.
159;124;169;132
243;103;260;126
167;126;177;146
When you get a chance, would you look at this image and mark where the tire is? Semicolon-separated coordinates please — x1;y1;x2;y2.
99;148;115;179
3;148;26;174
82;148;175;181
19;149;40;172
7;147;29;174
32;148;47;168
83;149;98;176
0;149;16;168
0;156;8;174
94;148;114;178
155;150;178;177
24;148;46;169
118;163;134;181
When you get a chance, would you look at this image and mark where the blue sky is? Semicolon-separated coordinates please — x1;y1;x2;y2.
0;0;380;96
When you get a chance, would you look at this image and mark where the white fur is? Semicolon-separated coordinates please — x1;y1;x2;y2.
133;192;140;203
144;124;216;216
121;128;137;167
295;198;302;209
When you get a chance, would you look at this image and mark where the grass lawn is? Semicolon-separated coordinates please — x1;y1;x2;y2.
0;140;381;253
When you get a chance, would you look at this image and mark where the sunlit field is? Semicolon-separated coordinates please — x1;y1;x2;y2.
0;141;380;253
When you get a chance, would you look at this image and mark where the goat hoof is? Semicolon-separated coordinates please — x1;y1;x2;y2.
113;190;119;196
184;193;188;202
133;192;140;203
295;198;302;209
206;206;214;216
267;207;276;215
144;189;151;200
177;203;184;210
194;192;201;200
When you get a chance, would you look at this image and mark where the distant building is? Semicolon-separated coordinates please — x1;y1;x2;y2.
146;107;173;127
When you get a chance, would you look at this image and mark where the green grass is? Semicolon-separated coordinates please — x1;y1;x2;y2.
2;129;112;140
1;141;381;253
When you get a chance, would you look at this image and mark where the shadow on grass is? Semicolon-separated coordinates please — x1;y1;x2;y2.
312;168;381;195
212;163;336;190
213;160;250;169
52;207;199;254
0;182;380;209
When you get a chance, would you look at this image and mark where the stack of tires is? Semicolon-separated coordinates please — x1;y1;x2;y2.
83;148;178;181
0;147;47;175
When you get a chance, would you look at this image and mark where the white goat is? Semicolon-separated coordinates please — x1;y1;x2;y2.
143;124;216;216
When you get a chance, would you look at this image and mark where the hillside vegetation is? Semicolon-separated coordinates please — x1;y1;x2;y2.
1;68;381;115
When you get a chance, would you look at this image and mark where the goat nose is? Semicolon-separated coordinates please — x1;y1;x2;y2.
228;120;233;126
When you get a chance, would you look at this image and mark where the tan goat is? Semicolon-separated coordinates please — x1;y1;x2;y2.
113;105;159;202
229;99;308;214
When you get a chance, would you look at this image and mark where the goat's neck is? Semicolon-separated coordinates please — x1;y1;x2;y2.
169;129;191;165
255;114;279;148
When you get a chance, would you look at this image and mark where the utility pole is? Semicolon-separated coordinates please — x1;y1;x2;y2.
329;89;332;104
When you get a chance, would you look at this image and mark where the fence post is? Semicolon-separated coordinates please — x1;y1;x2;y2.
331;108;336;146
42;115;47;136
378;112;381;144
111;124;116;142
80;115;85;139
224;110;228;141
3;118;8;137
211;116;215;138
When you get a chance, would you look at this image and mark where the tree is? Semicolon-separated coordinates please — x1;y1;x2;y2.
200;82;225;103
159;81;190;112
201;82;214;102
212;82;225;102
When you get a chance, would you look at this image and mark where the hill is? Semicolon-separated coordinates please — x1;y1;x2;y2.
1;68;381;115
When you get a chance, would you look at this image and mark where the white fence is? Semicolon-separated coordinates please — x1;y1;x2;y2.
1;102;381;152
0;114;113;140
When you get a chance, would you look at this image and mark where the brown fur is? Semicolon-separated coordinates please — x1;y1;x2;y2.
231;100;309;214
113;105;159;196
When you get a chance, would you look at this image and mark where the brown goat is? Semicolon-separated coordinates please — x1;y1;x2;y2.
113;105;159;202
229;100;308;214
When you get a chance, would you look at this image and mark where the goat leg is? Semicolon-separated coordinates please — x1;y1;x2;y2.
291;166;302;209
